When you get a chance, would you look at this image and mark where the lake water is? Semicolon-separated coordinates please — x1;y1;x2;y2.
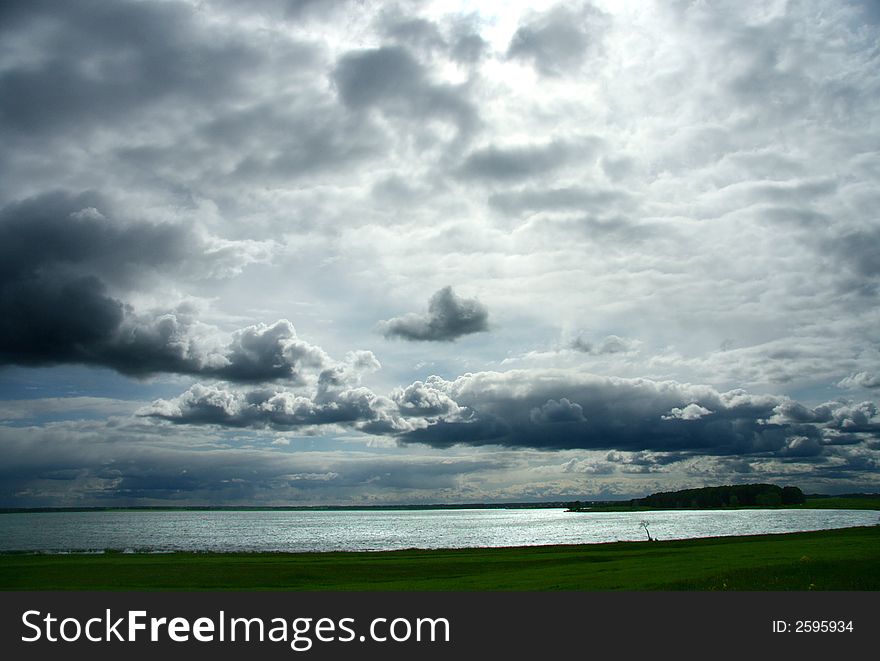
0;508;876;553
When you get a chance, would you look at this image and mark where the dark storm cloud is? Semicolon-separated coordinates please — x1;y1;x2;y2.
378;286;489;342
1;297;335;383
457;140;581;182
108;318;334;384
0;191;343;383
0;273;123;367
332;45;478;134
0;0;265;137
393;370;877;454
143;368;880;470
529;398;586;424
0;191;200;284
506;2;610;76
215;322;327;383
0;191;190;367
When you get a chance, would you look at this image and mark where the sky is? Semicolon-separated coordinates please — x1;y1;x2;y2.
1;0;879;507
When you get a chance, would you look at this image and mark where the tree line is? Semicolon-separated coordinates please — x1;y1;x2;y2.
567;483;806;511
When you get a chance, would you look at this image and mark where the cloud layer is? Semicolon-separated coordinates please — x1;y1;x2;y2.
1;0;878;505
142;368;880;464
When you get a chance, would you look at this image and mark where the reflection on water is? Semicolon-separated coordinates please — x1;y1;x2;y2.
0;508;876;553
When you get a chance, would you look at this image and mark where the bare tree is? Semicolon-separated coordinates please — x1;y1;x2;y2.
639;520;654;542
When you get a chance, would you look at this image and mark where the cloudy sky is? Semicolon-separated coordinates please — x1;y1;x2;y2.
1;0;879;506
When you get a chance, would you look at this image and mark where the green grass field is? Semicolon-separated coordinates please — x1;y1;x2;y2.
1;525;877;591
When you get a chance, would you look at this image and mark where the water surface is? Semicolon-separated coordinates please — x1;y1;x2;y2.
1;508;876;553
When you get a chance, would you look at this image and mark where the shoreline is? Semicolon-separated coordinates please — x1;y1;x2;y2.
2;495;878;516
1;526;878;591
0;520;877;556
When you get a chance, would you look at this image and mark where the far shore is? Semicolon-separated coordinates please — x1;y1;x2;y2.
568;495;880;513
2;494;878;515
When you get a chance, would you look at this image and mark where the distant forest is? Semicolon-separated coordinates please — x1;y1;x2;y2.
569;483;806;511
634;483;805;508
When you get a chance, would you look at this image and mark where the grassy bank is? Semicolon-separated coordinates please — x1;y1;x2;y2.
1;526;877;591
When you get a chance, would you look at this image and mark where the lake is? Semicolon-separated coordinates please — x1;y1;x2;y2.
0;508;876;553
